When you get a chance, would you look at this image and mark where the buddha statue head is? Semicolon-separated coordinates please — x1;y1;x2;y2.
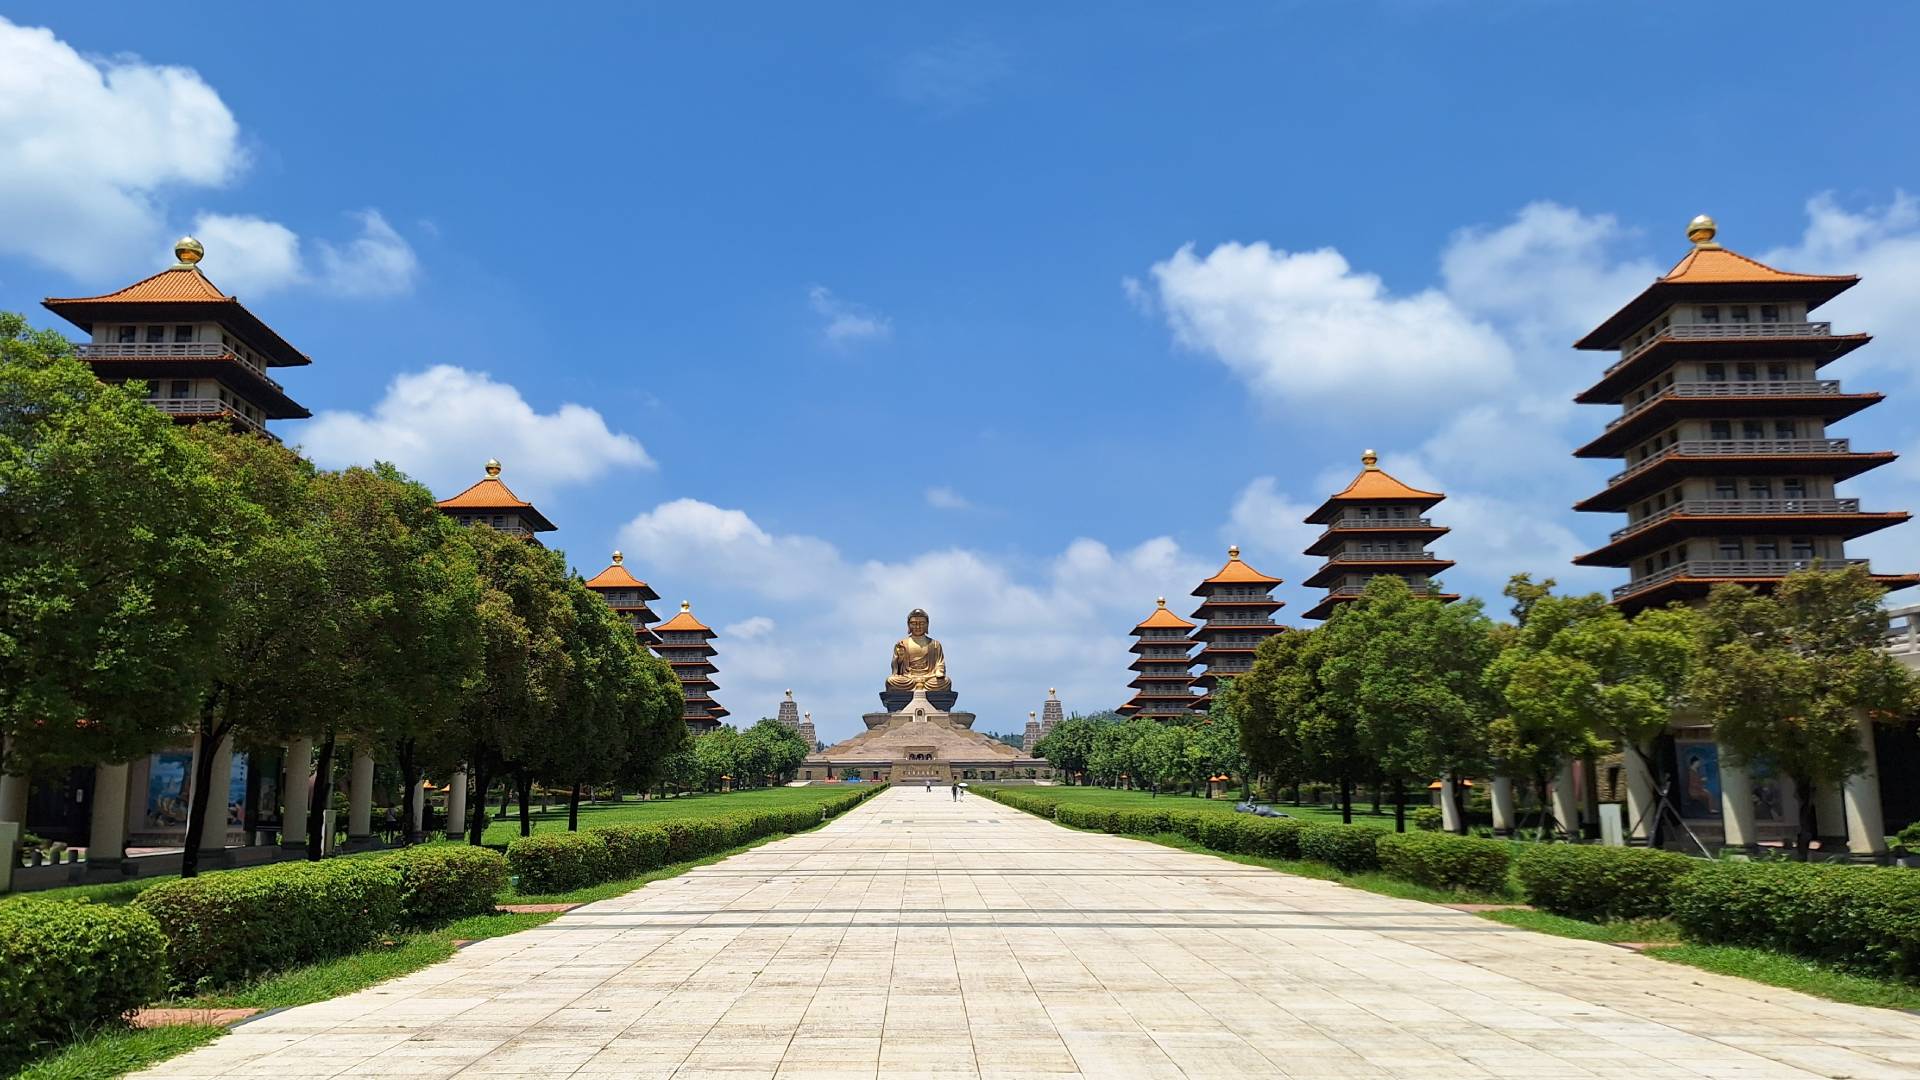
907;608;931;638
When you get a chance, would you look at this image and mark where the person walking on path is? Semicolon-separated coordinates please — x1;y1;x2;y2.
949;780;959;801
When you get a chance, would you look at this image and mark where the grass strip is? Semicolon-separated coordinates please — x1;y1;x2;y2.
1094;827;1514;906
1643;944;1920;1012
1479;907;1682;943
12;1023;224;1080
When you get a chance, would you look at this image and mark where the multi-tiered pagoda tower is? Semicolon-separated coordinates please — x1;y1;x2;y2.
1189;546;1285;710
1302;451;1457;621
776;690;801;731
582;551;661;644
437;460;558;544
1118;598;1198;721
1573;215;1914;610
1040;688;1064;738
654;601;728;731
1023;711;1044;749
43;237;311;438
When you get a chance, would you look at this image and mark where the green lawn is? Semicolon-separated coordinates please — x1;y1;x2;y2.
477;784;868;845
986;784;1413;827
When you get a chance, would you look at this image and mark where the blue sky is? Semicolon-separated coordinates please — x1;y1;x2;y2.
5;4;1920;743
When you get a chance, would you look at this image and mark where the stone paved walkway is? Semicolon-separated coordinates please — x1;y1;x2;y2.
134;786;1920;1079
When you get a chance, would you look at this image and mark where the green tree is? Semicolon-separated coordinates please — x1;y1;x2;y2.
1234;631;1315;801
739;719;808;786
1033;712;1114;783
1485;579;1609;839
1318;575;1498;832
693;727;743;790
1692;566;1919;860
0;314;235;777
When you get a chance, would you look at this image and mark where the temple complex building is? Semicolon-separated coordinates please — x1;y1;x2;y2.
1040;688;1064;737
436;460;558;544
42;237;310;438
582;551;661;644
1301;451;1457;620
776;690;801;730
798;711;818;750
654;601;728;731
1023;711;1044;749
1188;546;1285;710
1118;599;1198;720
1572;215;1915;611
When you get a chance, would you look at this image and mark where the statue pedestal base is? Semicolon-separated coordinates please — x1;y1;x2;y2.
879;688;959;713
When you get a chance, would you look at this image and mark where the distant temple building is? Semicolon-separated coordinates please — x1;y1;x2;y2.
654;601;728;731
436;460;557;544
42;237;310;438
776;690;801;730
1188;546;1285;710
1118;599;1198;721
1572;215;1915;610
1040;687;1064;736
1023;711;1043;748
582;551;661;644
798;711;818;750
1302;450;1457;620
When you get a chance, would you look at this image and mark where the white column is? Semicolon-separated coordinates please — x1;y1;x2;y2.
1815;780;1846;845
282;737;312;848
410;780;426;834
88;762;130;865
0;773;26;825
1623;745;1658;842
447;770;468;840
1439;777;1464;832
196;731;232;854
1550;761;1580;839
347;752;374;842
1843;710;1888;857
1718;751;1757;852
1490;776;1517;836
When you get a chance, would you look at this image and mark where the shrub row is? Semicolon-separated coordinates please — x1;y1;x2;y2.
0;898;169;1073
1376;831;1510;893
1512;844;1694;922
506;786;885;894
1671;861;1920;981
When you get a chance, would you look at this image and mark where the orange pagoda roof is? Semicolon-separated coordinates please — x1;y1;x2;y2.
1133;597;1195;631
1576;216;1857;349
1192;546;1281;591
437;460;557;532
43;238;311;367
583;551;657;594
655;601;714;634
1304;451;1444;523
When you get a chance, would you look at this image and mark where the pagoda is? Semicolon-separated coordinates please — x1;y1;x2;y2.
1188;546;1285;710
654;601;728;731
437;460;557;543
1039;688;1064;737
1023;711;1044;749
582;550;661;644
1573;215;1915;610
798;711;817;749
1302;450;1457;620
776;690;801;730
42;236;310;438
1118;598;1198;721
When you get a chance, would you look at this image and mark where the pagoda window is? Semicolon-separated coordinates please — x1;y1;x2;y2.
1740;420;1764;440
168;379;190;398
1714;478;1739;498
1749;479;1774;499
1710;420;1733;440
491;515;504;527
1774;420;1798;439
146;325;166;343
174;325;195;342
1737;362;1758;381
1730;305;1751;323
1767;362;1790;381
1703;363;1727;382
1717;537;1744;559
1783;478;1807;500
117;325;137;343
1790;537;1816;560
1754;538;1780;560
1760;304;1781;323
1698;306;1721;323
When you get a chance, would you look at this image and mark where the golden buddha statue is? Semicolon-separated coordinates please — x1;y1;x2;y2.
887;608;951;692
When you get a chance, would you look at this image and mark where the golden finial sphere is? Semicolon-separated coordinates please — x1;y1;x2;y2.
681;600;691;611
611;550;623;565
484;458;502;477
172;236;204;266
1156;596;1166;606
1687;214;1718;246
1362;448;1379;469
1228;544;1241;559
785;689;794;699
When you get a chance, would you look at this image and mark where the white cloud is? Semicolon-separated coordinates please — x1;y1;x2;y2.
889;36;1012;112
299;365;652;495
0;17;243;276
723;616;776;640
1222;477;1323;583
1142;241;1515;408
1441;201;1658;346
808;286;892;345
617;499;1207;743
315;210;419;298
190;213;304;294
1762;192;1920;385
925;485;973;511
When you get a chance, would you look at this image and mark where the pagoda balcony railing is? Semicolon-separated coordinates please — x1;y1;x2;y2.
1607;380;1844;430
78;341;284;391
148;397;266;433
1322;513;1434;530
1884;605;1920;655
1203;591;1275;601
1201;616;1276;627
1324;582;1444;598
1325;551;1440;563
1610;498;1862;541
1608;438;1853;486
1613;558;1868;600
1609;321;1832;374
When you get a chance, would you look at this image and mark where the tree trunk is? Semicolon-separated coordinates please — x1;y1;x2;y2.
396;737;421;846
1371;777;1382;816
1535;773;1553;842
1449;770;1468;834
466;758;490;845
1291;782;1301;806
1393;778;1406;833
516;774;532;837
179;716;224;879
568;781;581;831
1339;773;1353;825
306;731;336;860
1628;741;1667;850
1794;774;1817;861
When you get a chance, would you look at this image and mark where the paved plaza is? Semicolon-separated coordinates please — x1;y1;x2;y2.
136;786;1920;1079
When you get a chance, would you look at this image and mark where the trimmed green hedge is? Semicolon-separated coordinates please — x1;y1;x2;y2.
0;898;169;1073
1298;823;1383;872
133;859;405;991
506;785;885;894
1671;861;1920;981
1513;844;1694;922
1376;831;1511;894
382;845;509;926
